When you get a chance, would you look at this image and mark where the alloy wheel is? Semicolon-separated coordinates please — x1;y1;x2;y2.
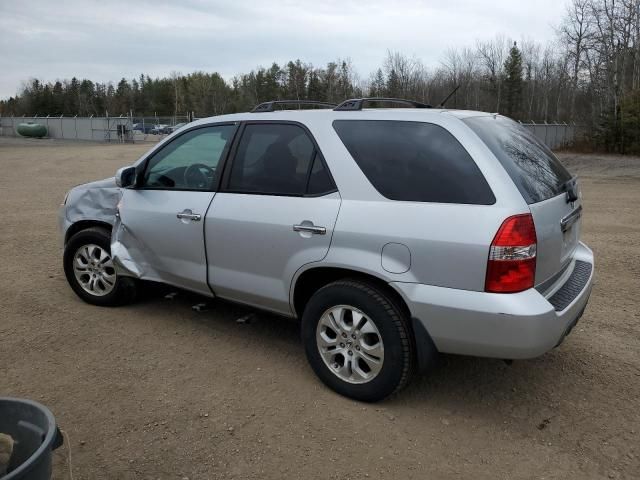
316;305;385;384
72;244;116;296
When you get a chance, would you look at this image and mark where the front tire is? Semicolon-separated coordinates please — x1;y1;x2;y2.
63;227;137;306
301;279;414;402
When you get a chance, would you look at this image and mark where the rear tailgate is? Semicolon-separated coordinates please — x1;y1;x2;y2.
529;190;582;285
463;115;578;285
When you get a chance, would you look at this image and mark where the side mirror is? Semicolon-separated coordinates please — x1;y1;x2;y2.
115;166;137;188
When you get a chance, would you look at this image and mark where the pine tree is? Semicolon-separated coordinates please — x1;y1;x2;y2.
52;81;64;113
369;69;385;97
64;77;80;114
503;42;523;118
307;70;324;101
386;69;400;97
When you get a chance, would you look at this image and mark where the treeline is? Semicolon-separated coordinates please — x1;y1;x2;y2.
1;0;639;153
0;64;362;119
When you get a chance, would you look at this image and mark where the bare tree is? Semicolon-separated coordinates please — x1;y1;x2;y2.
170;71;182;118
476;35;509;111
558;0;594;118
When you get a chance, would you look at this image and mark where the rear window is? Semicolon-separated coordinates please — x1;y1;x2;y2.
332;120;495;204
463;115;572;204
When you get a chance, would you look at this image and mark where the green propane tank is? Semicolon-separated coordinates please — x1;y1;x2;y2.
17;122;47;138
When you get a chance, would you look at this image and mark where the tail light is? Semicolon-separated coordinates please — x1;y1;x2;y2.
485;214;537;293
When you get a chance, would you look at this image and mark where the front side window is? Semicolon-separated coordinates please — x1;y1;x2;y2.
332;120;495;204
142;125;235;190
227;123;334;196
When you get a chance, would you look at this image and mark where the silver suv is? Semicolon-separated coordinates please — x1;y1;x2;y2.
59;98;594;401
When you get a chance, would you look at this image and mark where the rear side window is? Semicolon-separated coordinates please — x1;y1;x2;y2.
227;123;335;196
463;116;572;204
332;120;495;204
307;153;335;195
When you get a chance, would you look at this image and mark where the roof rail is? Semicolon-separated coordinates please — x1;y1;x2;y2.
251;100;337;113
334;97;433;111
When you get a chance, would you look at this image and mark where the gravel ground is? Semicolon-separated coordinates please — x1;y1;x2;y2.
0;137;639;479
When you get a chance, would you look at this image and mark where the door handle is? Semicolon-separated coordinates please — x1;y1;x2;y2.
177;210;201;222
293;223;326;235
560;204;582;232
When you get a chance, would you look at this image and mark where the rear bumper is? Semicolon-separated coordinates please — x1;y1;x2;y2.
392;242;594;360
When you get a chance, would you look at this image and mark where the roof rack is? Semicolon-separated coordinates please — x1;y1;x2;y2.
251;100;337;113
334;97;433;111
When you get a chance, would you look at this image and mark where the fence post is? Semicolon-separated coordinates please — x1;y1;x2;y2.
544;121;548;146
129;110;134;144
529;120;535;143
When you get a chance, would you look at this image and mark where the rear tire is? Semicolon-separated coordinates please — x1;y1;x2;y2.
301;279;414;402
63;227;137;306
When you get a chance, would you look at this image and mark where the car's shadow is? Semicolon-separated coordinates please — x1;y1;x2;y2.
133;282;582;412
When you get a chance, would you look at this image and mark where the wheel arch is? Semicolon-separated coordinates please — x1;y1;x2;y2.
291;266;411;320
65;220;113;245
292;265;438;372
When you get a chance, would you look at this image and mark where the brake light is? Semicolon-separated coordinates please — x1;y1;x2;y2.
485;214;537;293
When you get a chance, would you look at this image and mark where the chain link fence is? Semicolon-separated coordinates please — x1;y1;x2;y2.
130;115;191;142
0;115;135;142
0;114;583;150
0;114;193;142
521;122;583;150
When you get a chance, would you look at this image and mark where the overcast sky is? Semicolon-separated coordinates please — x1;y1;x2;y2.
0;0;566;99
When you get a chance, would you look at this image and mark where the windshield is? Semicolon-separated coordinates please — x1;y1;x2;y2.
463;115;572;204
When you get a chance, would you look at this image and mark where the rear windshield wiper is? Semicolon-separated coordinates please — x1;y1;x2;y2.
561;176;579;203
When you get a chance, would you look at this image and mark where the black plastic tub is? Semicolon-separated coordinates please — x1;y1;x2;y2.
0;398;63;480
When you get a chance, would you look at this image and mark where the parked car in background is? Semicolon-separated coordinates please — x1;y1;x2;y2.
131;123;155;134
150;124;169;135
162;123;187;134
58;98;594;402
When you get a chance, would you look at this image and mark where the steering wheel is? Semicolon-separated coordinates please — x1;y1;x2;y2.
184;163;214;189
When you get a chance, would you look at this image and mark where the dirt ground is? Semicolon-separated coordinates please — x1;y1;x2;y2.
1;137;639;480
